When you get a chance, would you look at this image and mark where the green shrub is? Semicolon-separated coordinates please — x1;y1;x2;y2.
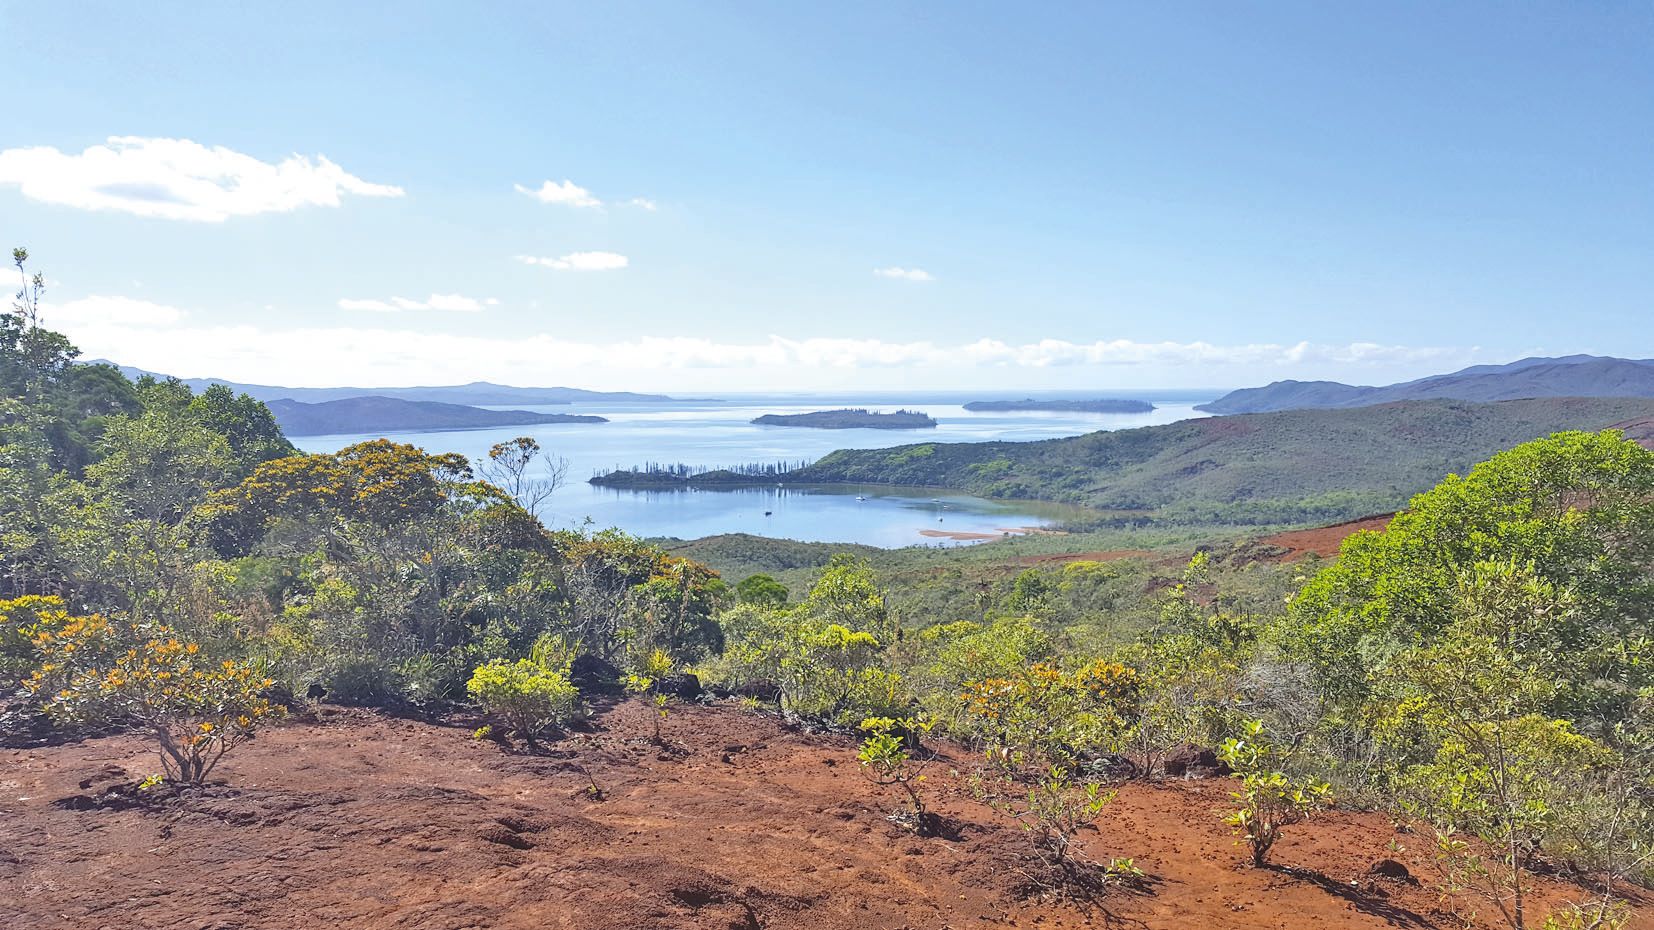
1218;720;1331;867
858;716;934;834
466;658;580;748
962;659;1139;886
323;655;403;705
735;573;789;608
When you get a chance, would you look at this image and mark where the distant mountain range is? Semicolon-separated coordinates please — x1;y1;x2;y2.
88;361;679;406
1198;355;1654;414
267;396;608;436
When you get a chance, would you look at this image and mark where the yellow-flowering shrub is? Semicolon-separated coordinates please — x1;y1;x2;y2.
22;605;284;784
963;658;1141;884
963;659;1139;772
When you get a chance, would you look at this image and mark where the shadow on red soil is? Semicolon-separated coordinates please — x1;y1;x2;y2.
2;700;1646;930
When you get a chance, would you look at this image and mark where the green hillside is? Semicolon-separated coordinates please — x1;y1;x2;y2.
787;397;1654;526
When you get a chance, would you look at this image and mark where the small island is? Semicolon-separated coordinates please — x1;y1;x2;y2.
750;408;938;430
962;398;1155;414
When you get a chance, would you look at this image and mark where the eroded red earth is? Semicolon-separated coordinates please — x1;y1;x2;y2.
3;701;1645;930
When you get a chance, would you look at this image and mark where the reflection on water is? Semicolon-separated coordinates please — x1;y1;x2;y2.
585;483;1094;548
291;394;1213;547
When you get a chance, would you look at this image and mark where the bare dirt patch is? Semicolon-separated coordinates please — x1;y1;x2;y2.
2;701;1644;930
1259;513;1396;560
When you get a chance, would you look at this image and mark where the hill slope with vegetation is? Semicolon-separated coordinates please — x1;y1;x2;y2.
266;395;608;436
1200;354;1654;414
785;397;1654;525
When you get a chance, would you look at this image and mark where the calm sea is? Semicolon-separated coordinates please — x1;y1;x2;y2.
290;391;1217;548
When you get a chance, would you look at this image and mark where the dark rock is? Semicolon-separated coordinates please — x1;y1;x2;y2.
262;680;296;709
1163;744;1230;778
1370;859;1417;884
569;654;623;695
660;673;702;700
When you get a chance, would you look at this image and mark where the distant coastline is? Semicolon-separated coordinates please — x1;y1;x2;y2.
962;398;1155;414
269;396;608;436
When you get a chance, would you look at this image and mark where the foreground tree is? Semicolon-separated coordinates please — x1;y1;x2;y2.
11;598;284;784
1218;720;1332;867
478;436;569;520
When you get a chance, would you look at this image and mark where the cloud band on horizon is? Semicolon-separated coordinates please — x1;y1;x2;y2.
41;307;1479;388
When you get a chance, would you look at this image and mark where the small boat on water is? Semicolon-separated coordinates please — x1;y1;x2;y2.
855;495;867;501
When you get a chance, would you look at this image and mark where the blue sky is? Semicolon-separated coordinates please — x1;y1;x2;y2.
2;2;1650;391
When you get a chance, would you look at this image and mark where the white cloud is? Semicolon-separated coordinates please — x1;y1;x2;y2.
0;136;404;222
514;179;602;209
338;293;492;313
873;266;934;282
626;197;658;211
41;295;185;328
46;304;1478;389
516;251;629;272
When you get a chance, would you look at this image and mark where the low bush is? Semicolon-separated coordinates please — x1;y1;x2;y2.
1218;720;1331;867
23;608;284;784
858;715;935;834
466;659;581;749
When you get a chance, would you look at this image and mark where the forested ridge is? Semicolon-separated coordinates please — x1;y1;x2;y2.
786;396;1654;526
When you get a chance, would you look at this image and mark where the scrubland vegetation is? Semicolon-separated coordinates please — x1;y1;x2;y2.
6;249;1654;927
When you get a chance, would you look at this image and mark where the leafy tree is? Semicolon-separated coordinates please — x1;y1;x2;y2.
187;383;294;476
1375;564;1622;929
963;659;1139;883
798;554;892;641
735;572;789;608
908;615;1054;735
19;603;284;784
1289;430;1654;731
780;622;905;723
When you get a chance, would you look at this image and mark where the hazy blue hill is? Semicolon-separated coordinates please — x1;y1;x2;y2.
267;396;608;436
962;398;1155;413
88;361;679;405
751;409;937;429
784;397;1654;526
1198;355;1654;414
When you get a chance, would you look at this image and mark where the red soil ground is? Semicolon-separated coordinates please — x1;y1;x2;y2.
1259;513;1397;560
3;700;1645;930
1610;416;1654;450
